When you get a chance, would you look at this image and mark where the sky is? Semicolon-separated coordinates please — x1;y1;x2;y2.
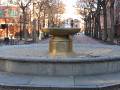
0;0;16;5
61;0;79;19
0;0;80;19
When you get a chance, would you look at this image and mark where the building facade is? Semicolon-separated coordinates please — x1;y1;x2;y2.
0;0;19;39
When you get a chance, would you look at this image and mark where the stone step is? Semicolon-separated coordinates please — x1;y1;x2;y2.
0;71;120;90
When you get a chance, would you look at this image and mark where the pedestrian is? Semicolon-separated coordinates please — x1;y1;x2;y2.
4;37;9;45
70;20;74;28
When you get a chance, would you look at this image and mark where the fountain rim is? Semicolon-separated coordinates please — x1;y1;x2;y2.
42;28;81;32
42;28;80;36
42;27;81;29
0;55;120;63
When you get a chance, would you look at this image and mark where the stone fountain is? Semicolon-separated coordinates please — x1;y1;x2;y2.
0;28;120;90
42;28;80;56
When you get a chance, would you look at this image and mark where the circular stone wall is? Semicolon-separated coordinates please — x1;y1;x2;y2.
0;44;120;76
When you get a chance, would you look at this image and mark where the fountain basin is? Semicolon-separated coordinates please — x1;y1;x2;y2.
42;28;80;36
42;28;80;56
0;44;120;76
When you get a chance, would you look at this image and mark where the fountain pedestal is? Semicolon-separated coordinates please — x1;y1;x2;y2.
49;36;72;56
42;28;80;56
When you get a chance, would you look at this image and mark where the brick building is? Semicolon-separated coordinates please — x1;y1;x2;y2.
0;0;19;39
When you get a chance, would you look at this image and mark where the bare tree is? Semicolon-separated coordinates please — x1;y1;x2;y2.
32;0;64;27
76;0;97;36
77;0;117;43
100;0;107;41
18;0;32;41
44;0;65;27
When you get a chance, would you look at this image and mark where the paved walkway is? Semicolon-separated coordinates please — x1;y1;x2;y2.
38;33;102;45
73;33;101;44
0;33;118;45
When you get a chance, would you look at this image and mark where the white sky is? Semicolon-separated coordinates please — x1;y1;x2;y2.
61;0;79;19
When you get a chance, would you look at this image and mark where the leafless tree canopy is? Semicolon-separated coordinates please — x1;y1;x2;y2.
76;0;116;42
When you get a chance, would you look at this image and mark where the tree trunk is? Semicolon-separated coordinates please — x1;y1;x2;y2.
92;17;95;37
109;1;115;42
103;1;108;41
23;10;28;41
91;16;94;37
98;11;102;40
20;15;22;40
97;0;102;40
89;13;92;37
96;16;99;39
43;10;46;27
32;19;37;42
84;18;87;35
94;15;98;39
86;20;89;35
37;19;40;37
